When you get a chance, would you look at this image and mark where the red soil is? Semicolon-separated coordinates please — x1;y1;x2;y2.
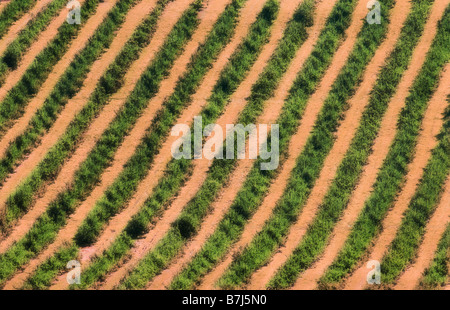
198;0;347;290
0;0;53;57
394;176;449;290
392;68;450;290
340;3;449;290
291;0;431;291
144;0;305;290
0;0;118;208
0;2;8;14
243;0;383;290
0;0;197;289
0;0;158;253
0;0;88;156
199;0;363;290
84;0;269;290
151;0;340;290
49;0;244;290
0;0;92;121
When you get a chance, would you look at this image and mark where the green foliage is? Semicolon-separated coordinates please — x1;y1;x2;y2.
420;222;450;289
170;0;358;290
0;0;175;286
74;0;250;246
70;0;279;290
219;0;396;290
321;4;450;286
118;0;321;290
1;0;172;228
22;244;79;290
269;0;436;289
0;0;37;40
0;0;102;133
22;0;237;289
0;0;67;74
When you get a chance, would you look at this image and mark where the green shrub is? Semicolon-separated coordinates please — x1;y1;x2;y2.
0;0;37;40
0;0;177;286
268;0;436;289
380;102;450;284
170;0;357;290
321;4;450;287
1;0;172;228
420;222;450;289
68;0;280;289
0;0;101;133
0;0;67;73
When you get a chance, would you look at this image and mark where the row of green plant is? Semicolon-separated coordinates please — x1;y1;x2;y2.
320;4;450;287
380;104;450;284
1;0;172;228
0;0;37;40
268;0;436;289
73;0;251;247
0;0;68;85
119;0;352;290
0;0;177;286
23;0;252;289
75;0;280;289
168;0;358;290
420;221;450;289
0;0;101;135
217;0;396;290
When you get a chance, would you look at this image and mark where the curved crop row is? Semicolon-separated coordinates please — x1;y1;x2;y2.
380;103;450;284
169;0;357;290
217;0;396;290
1;0;172;228
68;0;281;289
320;5;450;286
420;221;450;289
0;0;37;40
268;0;436;289
0;0;101;135
0;0;179;286
0;0;67;84
121;0;355;290
73;0;249;247
23;0;247;289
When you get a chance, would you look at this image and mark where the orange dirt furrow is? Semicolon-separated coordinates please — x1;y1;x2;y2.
0;0;54;56
293;2;445;289
244;0;386;290
395;175;450;290
0;0;89;157
48;0;245;291
197;0;349;290
0;0;99;111
144;0;305;290
0;0;198;290
199;1;367;291
0;0;118;205
344;39;449;292
0;0;161;253
148;0;342;291
0;0;191;260
79;0;269;290
0;2;8;14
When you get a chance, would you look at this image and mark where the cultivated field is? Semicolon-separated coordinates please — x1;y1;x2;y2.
0;0;448;290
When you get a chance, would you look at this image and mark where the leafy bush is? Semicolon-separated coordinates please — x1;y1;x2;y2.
0;0;101;133
1;0;172;228
0;0;37;40
321;4;450;287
